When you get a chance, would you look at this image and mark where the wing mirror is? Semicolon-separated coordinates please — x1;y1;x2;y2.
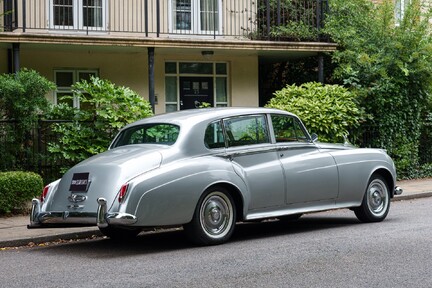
311;133;318;142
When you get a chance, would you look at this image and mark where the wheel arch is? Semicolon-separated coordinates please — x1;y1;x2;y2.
205;182;245;222
371;168;395;197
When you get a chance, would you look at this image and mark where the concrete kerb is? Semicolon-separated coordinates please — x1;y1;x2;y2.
0;230;102;249
393;191;432;201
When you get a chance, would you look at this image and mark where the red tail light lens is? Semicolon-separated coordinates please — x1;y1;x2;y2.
41;185;49;202
118;183;129;203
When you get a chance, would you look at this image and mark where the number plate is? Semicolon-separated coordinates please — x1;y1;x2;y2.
69;172;90;192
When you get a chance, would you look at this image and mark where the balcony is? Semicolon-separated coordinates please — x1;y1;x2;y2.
1;0;330;42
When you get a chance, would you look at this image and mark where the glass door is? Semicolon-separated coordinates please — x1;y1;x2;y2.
179;77;214;110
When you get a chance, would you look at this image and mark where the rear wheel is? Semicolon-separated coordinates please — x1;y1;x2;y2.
184;186;236;246
354;175;390;223
99;225;141;240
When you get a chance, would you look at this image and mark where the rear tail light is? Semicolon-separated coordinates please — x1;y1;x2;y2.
118;183;129;203
41;185;49;202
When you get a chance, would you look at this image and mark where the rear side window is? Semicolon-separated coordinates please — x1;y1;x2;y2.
112;124;180;148
204;120;225;149
224;115;270;147
271;114;309;143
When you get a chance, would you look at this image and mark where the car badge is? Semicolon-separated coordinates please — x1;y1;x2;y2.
68;194;88;203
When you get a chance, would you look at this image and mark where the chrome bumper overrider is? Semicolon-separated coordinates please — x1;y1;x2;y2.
96;197;137;228
394;186;403;196
28;198;137;228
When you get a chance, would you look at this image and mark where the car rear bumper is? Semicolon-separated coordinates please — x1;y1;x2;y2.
28;198;137;228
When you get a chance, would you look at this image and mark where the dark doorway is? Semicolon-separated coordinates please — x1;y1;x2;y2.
179;77;214;110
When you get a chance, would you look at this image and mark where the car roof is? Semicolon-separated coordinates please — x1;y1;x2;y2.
124;107;296;128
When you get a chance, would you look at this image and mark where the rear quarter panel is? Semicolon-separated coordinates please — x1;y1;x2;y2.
122;155;248;226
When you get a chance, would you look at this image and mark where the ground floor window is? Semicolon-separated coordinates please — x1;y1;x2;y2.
164;61;228;112
395;0;410;25
54;69;98;109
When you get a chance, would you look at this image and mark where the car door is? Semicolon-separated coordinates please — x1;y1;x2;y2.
223;114;285;210
270;114;339;204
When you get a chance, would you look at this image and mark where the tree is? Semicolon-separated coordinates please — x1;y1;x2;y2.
324;0;432;178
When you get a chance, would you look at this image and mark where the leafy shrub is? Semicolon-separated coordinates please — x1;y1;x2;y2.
0;69;55;171
0;171;43;214
270;21;318;41
47;77;153;171
266;82;367;143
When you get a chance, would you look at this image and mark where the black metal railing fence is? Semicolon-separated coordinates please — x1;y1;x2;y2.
0;119;109;184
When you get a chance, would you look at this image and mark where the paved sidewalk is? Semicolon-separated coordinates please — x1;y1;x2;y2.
1;178;431;248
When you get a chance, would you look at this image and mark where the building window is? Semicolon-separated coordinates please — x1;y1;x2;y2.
54;69;98;109
165;61;228;112
50;0;106;31
170;0;221;35
395;0;410;25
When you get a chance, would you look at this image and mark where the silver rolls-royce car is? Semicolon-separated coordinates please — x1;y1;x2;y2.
29;107;402;245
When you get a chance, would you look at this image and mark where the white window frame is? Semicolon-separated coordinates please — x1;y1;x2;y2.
164;61;229;112
49;0;107;31
54;69;99;109
169;0;222;35
395;0;411;26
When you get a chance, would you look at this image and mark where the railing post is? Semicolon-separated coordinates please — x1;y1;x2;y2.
156;0;160;37
213;0;216;39
22;0;26;32
145;0;148;37
277;0;281;26
37;118;43;176
266;0;271;39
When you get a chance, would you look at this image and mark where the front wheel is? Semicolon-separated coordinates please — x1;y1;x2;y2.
354;175;390;223
184;186;236;246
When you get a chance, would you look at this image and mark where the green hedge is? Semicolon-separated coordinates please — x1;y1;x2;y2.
266;82;367;143
0;171;43;214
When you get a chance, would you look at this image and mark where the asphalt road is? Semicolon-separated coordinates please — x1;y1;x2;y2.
1;197;431;288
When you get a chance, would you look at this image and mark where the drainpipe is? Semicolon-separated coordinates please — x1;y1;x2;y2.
7;49;13;73
318;53;324;83
148;47;155;113
13;43;20;74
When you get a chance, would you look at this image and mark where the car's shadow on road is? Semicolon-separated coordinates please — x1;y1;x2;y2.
31;214;362;257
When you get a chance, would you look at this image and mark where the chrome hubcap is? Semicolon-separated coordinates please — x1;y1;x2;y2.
367;179;388;216
200;192;233;238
